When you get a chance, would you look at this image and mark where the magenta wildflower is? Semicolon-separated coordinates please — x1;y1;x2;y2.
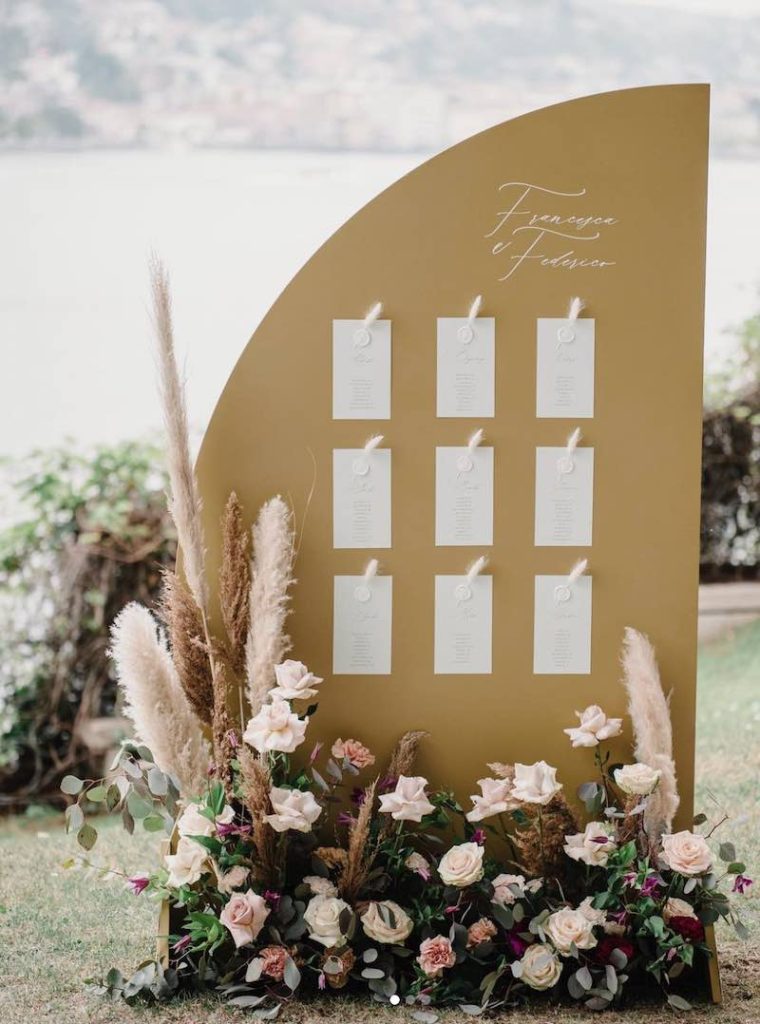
216;820;251;839
318;972;326;990
264;889;282;909
471;828;486;846
337;811;356;827
126;874;150;896
226;729;240;750
309;741;324;765
172;934;192;954
350;786;367;807
733;874;753;894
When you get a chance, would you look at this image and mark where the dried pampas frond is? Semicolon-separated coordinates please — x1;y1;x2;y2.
210;655;235;792
621;627;679;842
386;730;429;782
110;602;210;795
239;749;277;885
219;492;251;677
340;778;378;902
246;496;295;716
160;570;213;725
150;256;208;613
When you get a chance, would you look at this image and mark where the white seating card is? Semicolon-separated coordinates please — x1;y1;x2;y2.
332;319;391;419
536;317;595;418
534;446;594;546
435;446;494;546
436;317;495;418
333;575;392;674
434;574;492;674
333;448;391;549
533;574;592;674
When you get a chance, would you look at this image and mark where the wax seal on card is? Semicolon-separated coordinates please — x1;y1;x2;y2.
557;455;575;475
553;583;572;603
456;454;474;473
352;456;370;476
353;327;372;348
457;323;475;345
455;583;472;602
353;585;372;603
557;324;575;344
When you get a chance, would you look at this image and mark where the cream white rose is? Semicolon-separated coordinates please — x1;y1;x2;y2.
577;896;606;927
243;697;307;754
304;894;351;947
212;862;250;894
511;761;562;805
177;802;234;838
219;889;269;947
491;873;526;906
466;777;518;822
546;907;598;954
519;943;562;990
270;660;323;701
564;821;617;867
361;900;414;944
661;831;713;877
438;842;484;888
264;786;322;833
564;705;623;748
664;897;698;922
378;775;435;822
165;836;208;888
614;762;662;796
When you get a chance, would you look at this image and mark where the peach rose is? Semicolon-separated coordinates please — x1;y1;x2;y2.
417;935;456;977
564;821;617;867
661;831;713;877
467;918;497;948
564;705;623;748
545;907;598;954
438;842;484;888
519;943;562;990
270;660;323;701
220;889;270;948
466;777;518;822
331;737;376;769
378;775;435;822
303;875;338;897
511;761;562;805
491;872;526;906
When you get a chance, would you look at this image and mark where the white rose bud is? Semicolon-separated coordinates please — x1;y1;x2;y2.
614;762;662;796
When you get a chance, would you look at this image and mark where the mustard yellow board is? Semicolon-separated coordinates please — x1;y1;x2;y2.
196;85;708;836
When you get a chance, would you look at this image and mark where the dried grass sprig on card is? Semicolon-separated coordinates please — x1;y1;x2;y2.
621;627;679;842
246;496;295;716
110;602;210;795
339;778;378;902
219;492;251;677
160;570;213;725
150;256;208;613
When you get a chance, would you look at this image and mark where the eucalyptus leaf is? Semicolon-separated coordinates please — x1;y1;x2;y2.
77;823;98;851
61;775;83;795
147;767;168;796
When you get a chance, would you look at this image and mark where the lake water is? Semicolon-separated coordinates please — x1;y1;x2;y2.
0;150;758;457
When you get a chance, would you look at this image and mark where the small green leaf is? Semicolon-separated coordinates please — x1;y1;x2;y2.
667;994;692;1011
719;842;736;863
77;823;98;851
65;804;84;833
87;785;108;802
147;767;168;796
693;812;707;826
61;775;83;795
143;814;165;833
283;957;301;991
727;862;746;874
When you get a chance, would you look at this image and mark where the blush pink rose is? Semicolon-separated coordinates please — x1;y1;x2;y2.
331;737;376;769
220;890;270;948
417;935;456;977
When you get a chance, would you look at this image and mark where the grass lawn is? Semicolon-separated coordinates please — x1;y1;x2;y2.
1;622;759;1023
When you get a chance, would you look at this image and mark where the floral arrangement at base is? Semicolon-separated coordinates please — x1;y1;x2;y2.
60;263;750;1018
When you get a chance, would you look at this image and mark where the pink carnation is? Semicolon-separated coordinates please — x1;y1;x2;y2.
259;945;289;981
467;918;497;948
331;738;376;769
417;935;456;978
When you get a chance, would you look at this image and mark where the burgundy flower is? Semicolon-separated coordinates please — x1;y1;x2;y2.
670;916;705;943
337;811;356;827
216;820;252;839
350;786;367;807
640;875;662;899
378;774;398;793
172;934;192;954
263;889;282;909
471;828;486;846
595;935;635;965
506;930;529;958
733;874;753;895
126;874;150;895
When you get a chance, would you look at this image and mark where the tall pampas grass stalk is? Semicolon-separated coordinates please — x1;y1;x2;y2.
620;627;680;842
150;255;208;614
245;495;295;716
110;602;210;796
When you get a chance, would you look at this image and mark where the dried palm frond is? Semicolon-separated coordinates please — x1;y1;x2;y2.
160;570;213;725
339;778;378;902
150;256;207;613
621;627;679;842
219;492;250;676
110;602;210;795
239;749;277;885
246;496;295;716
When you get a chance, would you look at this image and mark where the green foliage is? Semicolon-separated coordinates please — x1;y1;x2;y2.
0;440;175;798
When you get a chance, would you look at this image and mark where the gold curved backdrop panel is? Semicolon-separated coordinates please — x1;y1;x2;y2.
196;85;708;826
